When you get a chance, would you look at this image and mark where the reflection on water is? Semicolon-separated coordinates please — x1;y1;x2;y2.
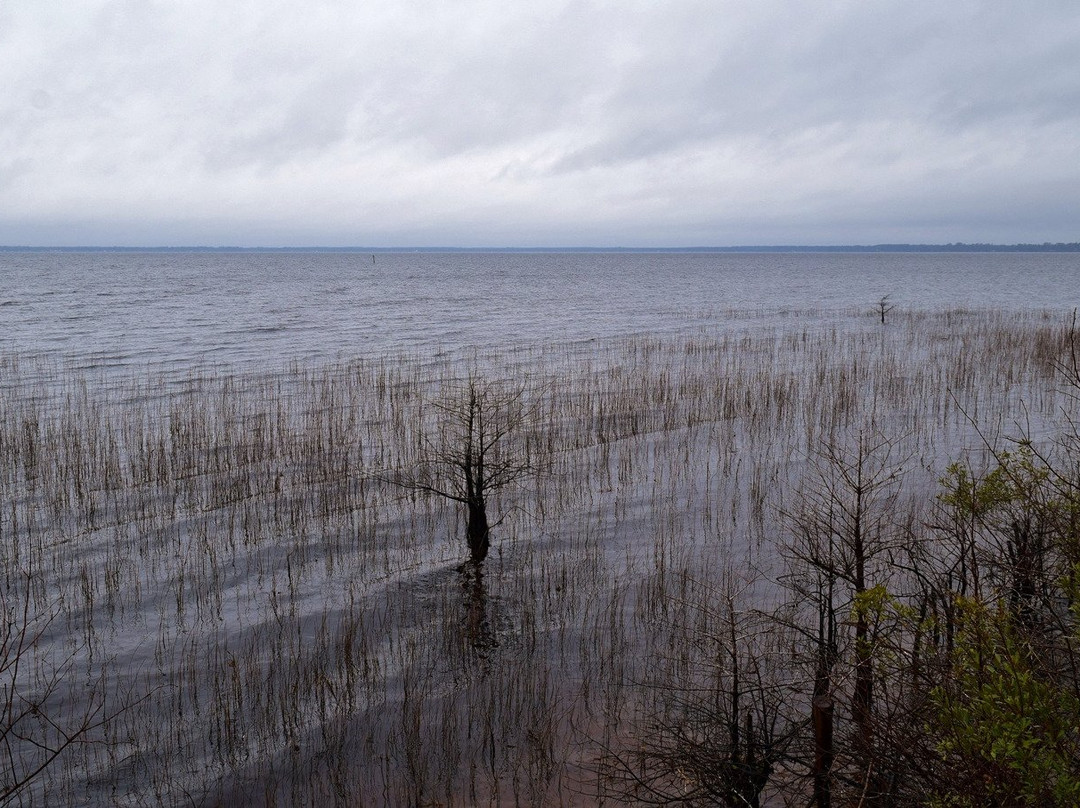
461;561;496;661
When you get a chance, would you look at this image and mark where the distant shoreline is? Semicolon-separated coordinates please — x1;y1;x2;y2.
2;243;1080;254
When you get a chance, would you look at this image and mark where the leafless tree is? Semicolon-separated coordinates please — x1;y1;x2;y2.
876;296;895;325
1;570;121;806
600;573;804;808
780;430;909;807
388;375;540;564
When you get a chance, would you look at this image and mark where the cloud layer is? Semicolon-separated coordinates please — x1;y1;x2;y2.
3;1;1079;246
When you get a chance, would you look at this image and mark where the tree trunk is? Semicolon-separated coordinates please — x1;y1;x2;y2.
812;691;833;808
466;499;489;563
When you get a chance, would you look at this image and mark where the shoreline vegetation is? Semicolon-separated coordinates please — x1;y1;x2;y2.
2;243;1080;253
4;306;1080;805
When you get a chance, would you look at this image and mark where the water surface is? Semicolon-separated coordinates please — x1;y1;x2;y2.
1;251;1077;370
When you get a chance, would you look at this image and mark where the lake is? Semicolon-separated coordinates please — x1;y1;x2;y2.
3;250;1080;805
2;251;1078;370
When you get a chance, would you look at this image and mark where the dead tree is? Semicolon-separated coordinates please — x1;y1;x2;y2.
390;375;538;565
876;296;895;325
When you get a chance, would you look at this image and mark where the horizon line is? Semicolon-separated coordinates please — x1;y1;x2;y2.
2;241;1080;254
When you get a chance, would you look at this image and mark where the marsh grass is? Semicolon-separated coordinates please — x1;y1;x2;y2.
1;307;1074;805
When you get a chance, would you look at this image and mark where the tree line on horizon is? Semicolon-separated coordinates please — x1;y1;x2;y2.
2;242;1080;253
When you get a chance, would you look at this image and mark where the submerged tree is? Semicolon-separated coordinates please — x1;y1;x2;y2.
876;295;895;325
390;375;539;564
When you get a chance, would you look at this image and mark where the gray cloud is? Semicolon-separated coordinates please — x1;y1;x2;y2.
1;1;1079;246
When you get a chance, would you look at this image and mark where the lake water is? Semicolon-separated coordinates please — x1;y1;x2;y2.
2;251;1079;371
5;251;1080;804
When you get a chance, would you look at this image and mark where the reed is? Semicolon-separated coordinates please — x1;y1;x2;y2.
1;306;1074;805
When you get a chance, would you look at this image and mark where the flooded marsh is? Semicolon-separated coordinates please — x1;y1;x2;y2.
3;306;1078;805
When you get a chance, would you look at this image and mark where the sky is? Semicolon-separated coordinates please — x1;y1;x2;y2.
2;1;1079;248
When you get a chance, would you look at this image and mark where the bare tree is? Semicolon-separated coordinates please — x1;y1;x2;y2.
780;431;908;807
599;574;803;807
876;296;895;325
1;570;121;806
389;375;539;564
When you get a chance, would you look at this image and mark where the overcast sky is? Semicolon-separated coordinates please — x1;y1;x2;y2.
2;2;1079;247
